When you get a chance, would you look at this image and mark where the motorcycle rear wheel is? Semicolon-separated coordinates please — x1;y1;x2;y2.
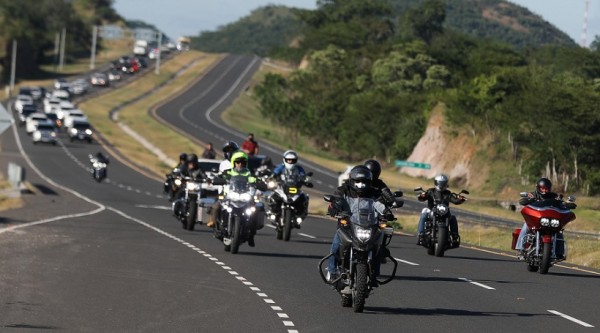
353;263;369;313
231;216;241;254
283;208;292;241
341;295;352;308
276;226;283;240
527;264;539;272
539;242;552;274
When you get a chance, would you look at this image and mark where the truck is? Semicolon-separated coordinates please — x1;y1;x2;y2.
133;40;148;56
177;37;190;51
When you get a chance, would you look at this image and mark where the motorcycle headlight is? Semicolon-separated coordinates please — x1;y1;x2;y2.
50;132;56;137
69;128;77;135
85;129;93;135
550;219;560;228
436;204;448;215
267;181;277;189
240;192;252;202
245;207;256;216
354;225;372;243
227;192;240;201
174;179;182;186
540;218;550;227
93;162;99;168
186;182;200;191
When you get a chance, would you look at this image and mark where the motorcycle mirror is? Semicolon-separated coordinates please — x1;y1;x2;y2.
307;171;314;177
323;195;333;202
305;182;314;188
519;192;528;198
414;187;423;192
394;190;403;197
567;195;576;202
460;190;470;195
392;199;404;208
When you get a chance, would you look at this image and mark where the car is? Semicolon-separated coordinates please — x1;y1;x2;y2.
32;121;57;145
90;72;109;87
196;158;223;195
14;94;34;112
69;79;89;95
338;165;353;186
55;101;76;120
63;110;88;129
18;87;32;97
54;78;70;90
148;48;160;59
30;86;45;100
43;97;61;113
133;57;148;68
50;89;71;101
25;112;49;134
107;70;122;81
18;104;38;124
45;112;61;129
68;120;93;143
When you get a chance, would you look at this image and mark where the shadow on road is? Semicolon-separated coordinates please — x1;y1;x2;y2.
394;275;514;284
364;307;551;318
3;323;59;329
240;251;323;260
547;271;600;279
444;255;515;263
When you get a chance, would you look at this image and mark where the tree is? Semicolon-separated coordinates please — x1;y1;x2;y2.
400;0;446;44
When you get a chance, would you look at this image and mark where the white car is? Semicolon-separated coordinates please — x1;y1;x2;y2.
338;165;353;186
14;94;34;112
51;89;70;101
32;121;57;145
70;79;89;95
26;113;49;134
56;101;76;120
63;110;88;129
43;97;61;113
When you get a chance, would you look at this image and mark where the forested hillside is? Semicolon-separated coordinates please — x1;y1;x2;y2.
255;0;600;195
190;0;574;57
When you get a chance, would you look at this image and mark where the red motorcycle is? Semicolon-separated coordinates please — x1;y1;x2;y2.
512;194;576;274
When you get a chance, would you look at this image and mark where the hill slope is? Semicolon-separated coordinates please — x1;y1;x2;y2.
190;0;575;56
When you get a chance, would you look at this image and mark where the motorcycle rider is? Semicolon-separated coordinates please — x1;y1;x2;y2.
515;178;575;260
175;153;188;173
326;165;392;284
416;174;465;246
211;151;259;246
363;159;396;208
268;150;309;223
207;141;240;228
181;154;206;180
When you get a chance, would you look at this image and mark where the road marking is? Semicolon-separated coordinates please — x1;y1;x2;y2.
135;204;171;210
548;310;594;328
266;225;276;229
394;257;420;266
458;277;495;290
298;233;316;239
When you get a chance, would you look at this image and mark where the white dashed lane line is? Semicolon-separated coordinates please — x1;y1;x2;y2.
108;207;299;332
458;277;495;290
394;257;420;266
298;233;316;239
547;310;594;328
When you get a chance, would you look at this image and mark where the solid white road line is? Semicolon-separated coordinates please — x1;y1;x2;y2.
135;204;171;210
547;310;594;328
458;277;496;290
298;233;316;239
394;257;420;266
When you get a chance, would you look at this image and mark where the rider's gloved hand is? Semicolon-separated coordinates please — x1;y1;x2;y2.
327;203;339;217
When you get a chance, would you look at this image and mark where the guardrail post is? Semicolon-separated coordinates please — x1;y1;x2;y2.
7;162;24;189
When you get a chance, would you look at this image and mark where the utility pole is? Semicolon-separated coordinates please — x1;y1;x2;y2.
155;30;162;75
90;25;98;70
54;32;60;70
9;40;17;95
581;0;590;47
59;28;66;71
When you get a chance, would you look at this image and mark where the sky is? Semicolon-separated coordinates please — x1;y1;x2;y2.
113;0;600;47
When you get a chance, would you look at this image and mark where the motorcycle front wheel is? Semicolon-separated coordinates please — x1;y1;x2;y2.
353;263;369;313
186;204;196;231
283;208;292;241
231;216;242;254
539;242;552;274
435;227;447;257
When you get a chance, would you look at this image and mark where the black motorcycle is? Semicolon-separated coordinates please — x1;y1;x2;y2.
216;175;264;254
172;177;204;231
266;172;313;241
89;154;107;183
318;195;398;313
415;187;469;257
163;168;184;201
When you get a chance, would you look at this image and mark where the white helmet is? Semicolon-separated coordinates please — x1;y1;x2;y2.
283;150;298;171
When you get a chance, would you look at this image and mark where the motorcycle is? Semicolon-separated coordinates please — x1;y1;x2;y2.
163;168;183;201
318;195;398;313
266;171;313;241
512;194;576;274
89;154;107;183
414;187;469;257
215;175;265;254
172;177;204;231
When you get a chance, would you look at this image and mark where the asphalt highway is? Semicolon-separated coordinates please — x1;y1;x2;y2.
0;55;598;332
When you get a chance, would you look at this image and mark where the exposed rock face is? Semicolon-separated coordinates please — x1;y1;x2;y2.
401;104;474;186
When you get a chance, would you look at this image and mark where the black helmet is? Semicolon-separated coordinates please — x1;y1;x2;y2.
186;154;198;164
364;159;381;181
434;174;448;191
536;178;552;195
222;141;239;160
349;165;372;195
179;153;188;161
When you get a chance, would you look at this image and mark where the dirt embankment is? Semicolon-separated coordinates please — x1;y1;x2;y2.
400;104;481;188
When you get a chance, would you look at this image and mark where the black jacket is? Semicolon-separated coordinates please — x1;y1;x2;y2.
418;188;464;209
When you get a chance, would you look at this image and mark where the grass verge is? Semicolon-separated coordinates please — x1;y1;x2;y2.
0;178;22;212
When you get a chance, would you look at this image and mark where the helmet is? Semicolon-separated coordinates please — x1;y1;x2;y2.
186;154;198;164
222;141;239;160
349;165;372;195
536;178;552;195
179;153;188;161
230;151;248;168
364;159;381;180
283;150;298;171
434;174;448;191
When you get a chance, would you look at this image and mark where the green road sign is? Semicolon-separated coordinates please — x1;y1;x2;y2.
395;160;431;169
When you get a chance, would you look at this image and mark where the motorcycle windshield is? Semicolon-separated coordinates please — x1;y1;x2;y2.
346;197;384;227
528;199;570;211
229;176;250;193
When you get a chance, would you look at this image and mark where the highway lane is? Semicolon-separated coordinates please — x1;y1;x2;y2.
2;62;599;331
